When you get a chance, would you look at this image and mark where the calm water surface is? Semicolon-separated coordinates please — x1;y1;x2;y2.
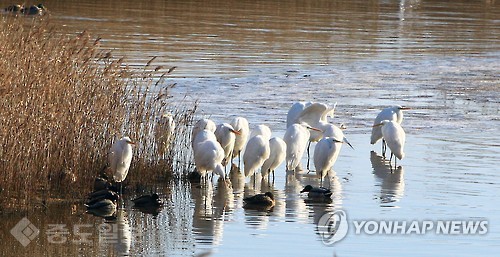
1;0;499;256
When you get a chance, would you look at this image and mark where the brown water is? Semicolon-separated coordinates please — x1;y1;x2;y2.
1;0;499;256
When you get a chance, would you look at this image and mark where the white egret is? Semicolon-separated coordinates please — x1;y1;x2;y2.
261;137;287;182
215;123;241;171
250;124;272;139
286;101;312;128
374;120;406;167
156;113;175;156
194;138;226;182
109;136;135;195
295;102;337;169
314;137;343;185
109;137;135;183
243;134;271;178
192;118;216;148
323;124;354;150
230;117;249;166
192;129;217;152
283;123;321;172
371;106;410;156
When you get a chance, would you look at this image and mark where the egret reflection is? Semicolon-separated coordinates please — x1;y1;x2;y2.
370;151;405;207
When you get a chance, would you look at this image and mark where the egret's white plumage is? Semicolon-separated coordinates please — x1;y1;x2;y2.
109;137;135;183
250;124;272;140
261;137;287;179
194;137;226;180
286;101;312;128
156;113;176;155
192;118;216;148
230;117;249;162
283;123;320;172
370;106;408;145
379;120;406;162
193;129;217;152
314;137;343;182
296;102;336;143
215;123;240;166
243;135;271;177
322;123;354;149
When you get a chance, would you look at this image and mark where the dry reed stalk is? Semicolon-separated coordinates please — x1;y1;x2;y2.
0;16;196;208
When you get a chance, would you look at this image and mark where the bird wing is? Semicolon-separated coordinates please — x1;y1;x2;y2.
296;103;329;126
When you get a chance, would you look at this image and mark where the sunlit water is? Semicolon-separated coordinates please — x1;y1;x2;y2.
1;0;499;256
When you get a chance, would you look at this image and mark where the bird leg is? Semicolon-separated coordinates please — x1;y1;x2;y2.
238;150;241;168
382;139;387;158
389;152;394;169
306;141;312;170
272;170;275;184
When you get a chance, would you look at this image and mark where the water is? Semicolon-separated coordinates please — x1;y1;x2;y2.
1;0;499;256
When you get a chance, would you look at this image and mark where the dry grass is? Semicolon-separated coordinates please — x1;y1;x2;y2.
0;16;196;208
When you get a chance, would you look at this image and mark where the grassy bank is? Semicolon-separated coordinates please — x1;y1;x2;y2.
0;16;195;209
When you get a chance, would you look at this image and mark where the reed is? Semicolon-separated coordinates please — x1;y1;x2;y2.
0;17;195;208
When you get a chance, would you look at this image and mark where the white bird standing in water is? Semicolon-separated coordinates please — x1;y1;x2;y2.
314;137;343;185
109;137;135;194
371;105;410;156
215;123;241;171
243;125;272;178
261;137;287;182
283;123;321;172
294;102;336;169
374;120;406;167
193;132;226;182
230;117;249;166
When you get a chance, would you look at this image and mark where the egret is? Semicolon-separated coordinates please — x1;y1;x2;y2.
322;124;354;150
313;137;343;185
286;101;312;128
374;120;406;168
250;124;272;139
156;113;176;155
283;123;321;172
243;134;271;178
261;137;287;182
295;102;337;169
215;123;241;171
230;117;249;166
192;118;216;148
109;137;135;194
193;129;217;148
194;138;226;182
371;106;410;156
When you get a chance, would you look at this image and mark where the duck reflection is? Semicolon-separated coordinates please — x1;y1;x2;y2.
302;174;341;226
370;151;405;207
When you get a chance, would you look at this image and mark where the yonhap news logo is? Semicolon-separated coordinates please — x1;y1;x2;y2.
317;210;488;245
